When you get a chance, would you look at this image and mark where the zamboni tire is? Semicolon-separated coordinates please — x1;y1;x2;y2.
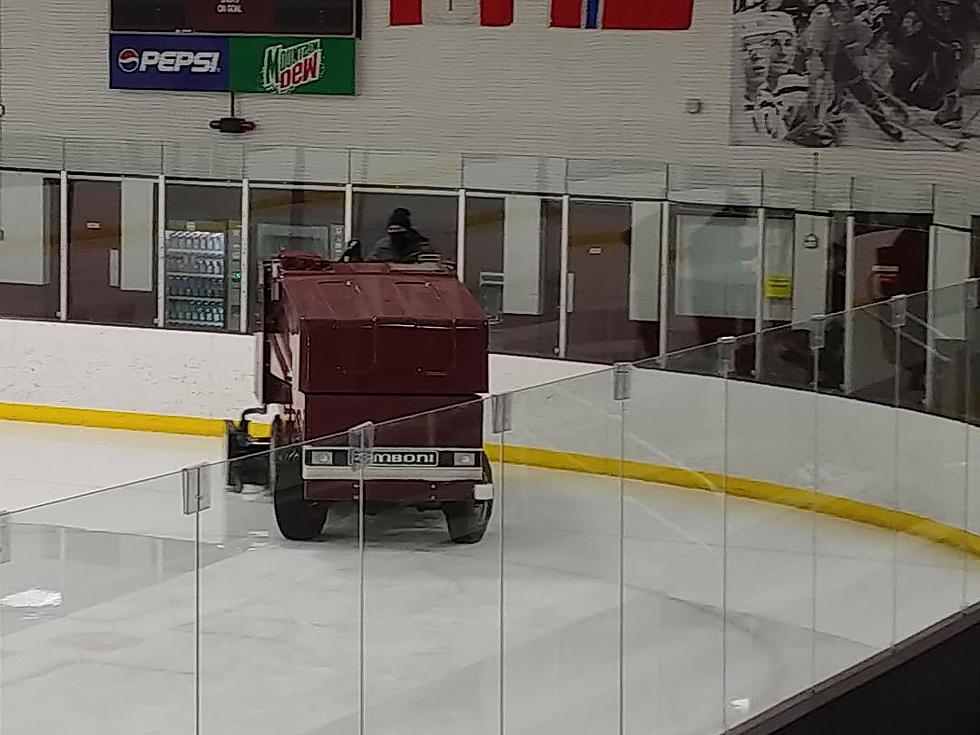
443;500;492;544
272;444;328;541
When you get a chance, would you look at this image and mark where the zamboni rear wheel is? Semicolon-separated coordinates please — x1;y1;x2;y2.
272;438;328;541
443;500;493;544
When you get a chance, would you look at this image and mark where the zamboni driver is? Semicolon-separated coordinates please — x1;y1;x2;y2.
364;207;434;263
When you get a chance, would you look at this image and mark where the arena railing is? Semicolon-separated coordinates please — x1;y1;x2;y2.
2;132;980;205
0;131;978;377
1;279;977;734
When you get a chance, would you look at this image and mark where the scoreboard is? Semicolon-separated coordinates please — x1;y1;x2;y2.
111;0;359;37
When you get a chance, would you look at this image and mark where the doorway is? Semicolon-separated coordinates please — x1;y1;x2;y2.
68;179;157;326
665;205;759;374
849;212;931;409
566;200;657;363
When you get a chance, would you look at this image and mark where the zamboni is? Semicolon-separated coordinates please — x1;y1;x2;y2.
225;251;493;544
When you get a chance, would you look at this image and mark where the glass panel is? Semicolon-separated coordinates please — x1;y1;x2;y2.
755;211;798;385
761;168;817;211
893;377;970;642
164;183;243;332
502;370;623;733
164;141;245;180
244;145;349;184
933;182;977;231
813;309;897;681
565;158;667;200
623;354;725;734
566;199;657;363
969;279;980;426
68;178;158;327
461;154;567;195
927;283;969;420
968;280;980;605
850;216;931;390
0;133;66;172
666;206;760;360
0;173;61;319
247;187;346;330
851;177;934;215
198;428;362;735
64;138;163;176
1;472;197;735
761;211;794;328
812;173;854;213
462;194;562;358
973;223;980;280
756;322;814;390
667;164;761;208
352;191;458;262
360;398;501;735
894;290;929;412
649;340;727;379
723;332;818;727
846;299;898;407
350;150;461;189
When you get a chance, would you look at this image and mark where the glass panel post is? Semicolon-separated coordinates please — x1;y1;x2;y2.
493;392;510;735
966;279;979;607
613;362;630;734
716;336;734;729
968;279;979;425
888;296;907;647
349;420;372;735
889;295;907;410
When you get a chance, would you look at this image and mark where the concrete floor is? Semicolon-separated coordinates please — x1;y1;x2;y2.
0;420;977;735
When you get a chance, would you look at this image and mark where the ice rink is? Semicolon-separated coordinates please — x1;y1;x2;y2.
1;419;978;735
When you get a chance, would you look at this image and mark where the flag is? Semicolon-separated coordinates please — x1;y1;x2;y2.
550;0;693;30
390;0;513;26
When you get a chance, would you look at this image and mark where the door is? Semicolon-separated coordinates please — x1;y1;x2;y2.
463;195;563;359
849;213;930;409
68;179;156;326
566;200;657;363
0;175;61;319
666;206;760;374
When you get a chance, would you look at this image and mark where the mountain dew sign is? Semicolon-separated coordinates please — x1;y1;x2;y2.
230;36;355;95
262;39;323;93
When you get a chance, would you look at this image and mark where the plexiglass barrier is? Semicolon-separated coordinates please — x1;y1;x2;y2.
2;283;980;734
2;134;980;375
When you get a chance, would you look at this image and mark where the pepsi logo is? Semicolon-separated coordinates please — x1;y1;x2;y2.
117;48;140;73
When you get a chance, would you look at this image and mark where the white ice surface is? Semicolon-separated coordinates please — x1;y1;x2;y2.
0;420;978;735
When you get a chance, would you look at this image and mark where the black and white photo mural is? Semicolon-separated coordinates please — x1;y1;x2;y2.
731;0;980;150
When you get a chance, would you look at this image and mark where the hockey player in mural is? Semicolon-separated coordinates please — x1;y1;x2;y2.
732;0;980;149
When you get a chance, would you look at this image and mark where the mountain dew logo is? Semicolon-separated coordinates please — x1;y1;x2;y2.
261;40;323;94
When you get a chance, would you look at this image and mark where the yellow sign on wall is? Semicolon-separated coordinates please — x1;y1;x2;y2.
765;275;793;299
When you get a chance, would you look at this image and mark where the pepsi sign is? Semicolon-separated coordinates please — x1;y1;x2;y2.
110;35;229;91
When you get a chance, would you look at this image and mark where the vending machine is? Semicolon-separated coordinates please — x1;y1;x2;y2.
164;220;243;331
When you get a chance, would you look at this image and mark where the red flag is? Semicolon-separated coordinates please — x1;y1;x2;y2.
391;0;513;26
604;0;692;30
550;0;582;27
390;0;422;24
551;0;693;30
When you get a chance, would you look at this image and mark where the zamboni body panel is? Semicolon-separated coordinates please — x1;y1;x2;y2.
230;253;493;544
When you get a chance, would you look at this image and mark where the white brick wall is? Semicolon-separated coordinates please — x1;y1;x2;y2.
1;0;977;188
0;318;601;418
